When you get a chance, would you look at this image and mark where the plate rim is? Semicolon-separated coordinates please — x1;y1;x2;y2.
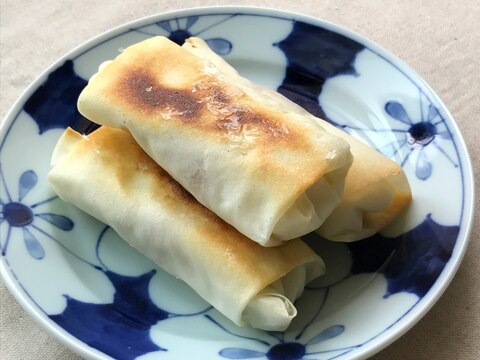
0;5;475;360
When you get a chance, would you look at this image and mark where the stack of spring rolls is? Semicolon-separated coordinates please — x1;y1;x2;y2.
48;37;412;331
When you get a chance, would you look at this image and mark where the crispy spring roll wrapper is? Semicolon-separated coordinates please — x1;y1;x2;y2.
48;127;325;331
77;36;353;247
182;37;412;242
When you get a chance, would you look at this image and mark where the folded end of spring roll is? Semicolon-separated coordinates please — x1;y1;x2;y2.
316;171;411;241
243;290;296;331
48;127;325;331
314;127;412;241
182;37;411;242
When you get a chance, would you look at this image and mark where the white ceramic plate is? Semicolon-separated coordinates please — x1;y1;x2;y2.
0;7;474;360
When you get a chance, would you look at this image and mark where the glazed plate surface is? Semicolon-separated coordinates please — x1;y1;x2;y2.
0;7;474;360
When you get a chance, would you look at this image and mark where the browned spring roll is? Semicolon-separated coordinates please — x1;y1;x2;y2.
76;36;353;247
48;126;325;331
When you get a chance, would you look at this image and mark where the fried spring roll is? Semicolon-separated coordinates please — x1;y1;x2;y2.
48;126;324;331
182;37;411;241
77;36;353;246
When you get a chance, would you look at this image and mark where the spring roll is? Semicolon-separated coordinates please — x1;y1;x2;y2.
182;37;411;242
48;126;325;331
77;36;353;247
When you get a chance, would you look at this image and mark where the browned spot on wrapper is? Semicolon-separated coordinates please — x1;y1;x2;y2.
119;70;203;118
114;68;304;147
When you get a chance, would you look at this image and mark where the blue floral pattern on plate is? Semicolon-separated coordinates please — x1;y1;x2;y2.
49;227;212;360
0;8;472;360
276;21;364;121
382;98;458;180
23;60;97;135
335;94;458;181
0;168;73;260
134;15;233;55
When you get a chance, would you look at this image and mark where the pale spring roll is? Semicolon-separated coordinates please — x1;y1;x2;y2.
48;126;325;331
76;36;353;247
182;37;412;242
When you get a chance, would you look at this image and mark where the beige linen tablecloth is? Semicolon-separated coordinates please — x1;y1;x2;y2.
1;0;479;359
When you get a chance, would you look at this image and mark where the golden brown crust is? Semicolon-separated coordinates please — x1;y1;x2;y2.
77;36;353;244
106;52;305;147
82;36;335;161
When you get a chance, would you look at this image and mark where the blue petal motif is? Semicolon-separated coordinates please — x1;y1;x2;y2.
23;60;97;134
18;170;37;201
50;270;168;360
156;19;172;32
205;38;233;55
219;348;266;359
427;104;440;122
385;101;413;125
307;325;345;345
415;149;432;180
347;215;459;297
276;21;364;122
36;213;74;231
23;228;45;259
185;15;199;29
